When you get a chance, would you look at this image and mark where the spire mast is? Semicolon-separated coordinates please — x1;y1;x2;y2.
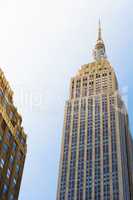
98;19;102;41
93;19;107;61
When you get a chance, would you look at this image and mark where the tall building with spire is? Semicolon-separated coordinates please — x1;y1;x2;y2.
0;68;27;199
56;23;133;200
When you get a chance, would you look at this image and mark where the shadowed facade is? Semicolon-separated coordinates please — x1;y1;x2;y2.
0;68;27;200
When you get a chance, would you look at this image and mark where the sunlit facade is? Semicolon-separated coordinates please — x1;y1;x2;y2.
0;68;27;199
57;23;133;200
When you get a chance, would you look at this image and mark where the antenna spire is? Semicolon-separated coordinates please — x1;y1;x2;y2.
93;19;107;61
98;19;102;41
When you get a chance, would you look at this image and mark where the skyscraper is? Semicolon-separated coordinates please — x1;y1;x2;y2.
0;68;27;199
57;22;133;200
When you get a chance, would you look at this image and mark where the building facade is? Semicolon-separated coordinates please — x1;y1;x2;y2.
57;23;133;200
0;68;27;199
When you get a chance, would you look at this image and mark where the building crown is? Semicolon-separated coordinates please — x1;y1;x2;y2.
93;20;107;61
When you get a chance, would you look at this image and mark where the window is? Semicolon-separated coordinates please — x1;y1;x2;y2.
3;184;8;193
2;143;8;153
21;138;25;145
17;151;22;160
12;178;17;188
0;158;5;168
16;131;21;140
10;155;14;164
9;112;13;119
16;164;20;174
12;142;17;151
6;131;12;141
7;169;11;179
9;194;14;200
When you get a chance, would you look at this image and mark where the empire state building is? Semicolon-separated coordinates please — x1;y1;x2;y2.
56;23;133;200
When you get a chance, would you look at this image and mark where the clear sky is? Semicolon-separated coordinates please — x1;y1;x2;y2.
0;0;133;199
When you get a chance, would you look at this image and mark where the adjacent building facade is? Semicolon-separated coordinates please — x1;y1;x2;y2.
57;23;133;200
0;68;27;199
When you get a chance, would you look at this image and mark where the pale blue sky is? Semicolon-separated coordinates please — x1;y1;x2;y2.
0;0;133;199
